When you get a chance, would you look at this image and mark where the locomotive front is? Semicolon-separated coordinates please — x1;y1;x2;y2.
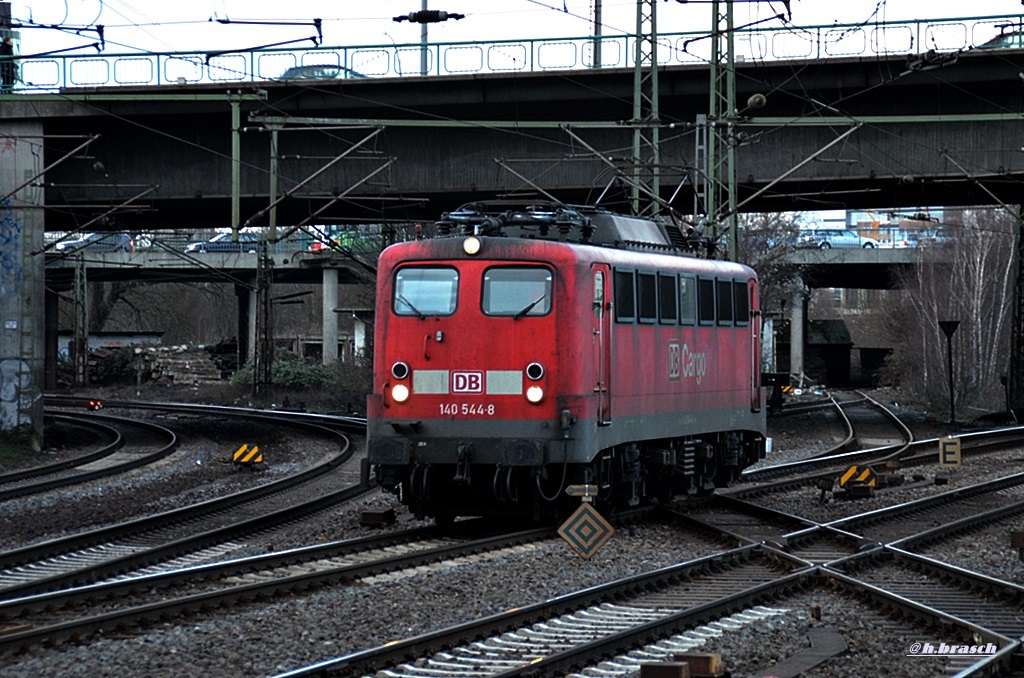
367;232;591;520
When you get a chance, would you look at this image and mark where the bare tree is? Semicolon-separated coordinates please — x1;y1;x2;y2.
63;282;238;343
89;281;132;331
884;208;1016;415
734;211;803;313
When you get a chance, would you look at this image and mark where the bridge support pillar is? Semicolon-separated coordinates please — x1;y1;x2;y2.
0;120;45;450
789;287;806;387
322;267;339;365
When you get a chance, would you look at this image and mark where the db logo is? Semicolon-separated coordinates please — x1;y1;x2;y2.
452;371;483;393
668;343;681;379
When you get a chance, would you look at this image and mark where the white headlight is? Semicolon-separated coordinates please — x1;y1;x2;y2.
463;236;481;255
392;383;410;403
526;385;544;403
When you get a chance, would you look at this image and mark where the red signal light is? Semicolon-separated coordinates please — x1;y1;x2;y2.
88;400;103;410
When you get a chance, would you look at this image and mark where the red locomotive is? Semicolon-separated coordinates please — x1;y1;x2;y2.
367;204;767;521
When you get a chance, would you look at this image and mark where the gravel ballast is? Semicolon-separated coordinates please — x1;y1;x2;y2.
1;396;1020;677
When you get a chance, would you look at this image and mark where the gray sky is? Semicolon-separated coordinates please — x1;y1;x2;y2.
10;1;1024;56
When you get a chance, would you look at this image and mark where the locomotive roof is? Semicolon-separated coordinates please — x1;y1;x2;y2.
434;203;684;251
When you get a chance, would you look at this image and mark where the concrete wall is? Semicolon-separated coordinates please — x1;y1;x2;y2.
0;119;45;448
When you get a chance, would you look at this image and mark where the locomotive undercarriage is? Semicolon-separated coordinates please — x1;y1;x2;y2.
375;430;764;521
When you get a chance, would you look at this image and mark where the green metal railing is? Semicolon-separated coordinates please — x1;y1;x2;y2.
3;14;1022;91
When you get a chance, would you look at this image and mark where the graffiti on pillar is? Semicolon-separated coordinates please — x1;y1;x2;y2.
0;202;22;295
0;135;14;154
0;358;32;429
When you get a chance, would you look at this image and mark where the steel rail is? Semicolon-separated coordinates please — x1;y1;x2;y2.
0;520;494;619
733;424;1024;492
0;523;562;654
43;395;368;431
0;413;177;501
510;562;1018;678
0;447;356;599
821;565;1020;675
889;496;1024;551
0;414;122;486
825;470;1024;536
495;541;1021;678
272;544;805;677
742;391;912;482
0;405;355;598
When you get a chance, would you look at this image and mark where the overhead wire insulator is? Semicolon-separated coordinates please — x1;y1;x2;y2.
393;11;465;24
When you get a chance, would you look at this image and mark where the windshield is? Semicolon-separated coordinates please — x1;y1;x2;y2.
482;267;552;317
393;267;459;317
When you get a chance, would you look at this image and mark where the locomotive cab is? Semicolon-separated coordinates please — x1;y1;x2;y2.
367;233;582;520
367;205;767;521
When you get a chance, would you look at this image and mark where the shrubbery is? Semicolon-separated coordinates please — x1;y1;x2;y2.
230;351;338;389
102;347;138;380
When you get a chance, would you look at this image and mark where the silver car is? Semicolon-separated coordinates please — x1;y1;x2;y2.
53;232;135;253
796;229;874;249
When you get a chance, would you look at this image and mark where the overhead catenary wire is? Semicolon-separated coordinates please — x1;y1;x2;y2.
10;4;1024;228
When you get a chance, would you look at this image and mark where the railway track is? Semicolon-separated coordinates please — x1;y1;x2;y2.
0;502;760;659
837;550;1024;647
270;472;1024;677
0;413;178;501
275;538;1020;677
667;494;817;547
737;392;1024;504
684;472;1024;565
275;545;805;677
7;395;1021;676
0;521;564;654
0;401;365;599
741;391;914;484
517;570;1016;678
0;451;357;598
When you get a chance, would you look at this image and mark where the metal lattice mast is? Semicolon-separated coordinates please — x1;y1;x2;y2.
253;243;274;397
72;255;89;387
694;0;737;259
631;0;659;216
1011;207;1024;412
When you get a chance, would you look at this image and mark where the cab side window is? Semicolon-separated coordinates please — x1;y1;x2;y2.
716;278;733;325
614;269;635;322
697;277;715;325
637;272;657;323
679;275;696;325
658;273;678;323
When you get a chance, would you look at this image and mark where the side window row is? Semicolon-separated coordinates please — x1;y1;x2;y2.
613;269;750;326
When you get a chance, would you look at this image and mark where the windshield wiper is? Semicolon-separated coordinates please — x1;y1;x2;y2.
396;293;426;319
513;293;546;320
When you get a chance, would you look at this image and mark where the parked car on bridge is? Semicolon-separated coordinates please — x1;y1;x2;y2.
185;232;262;253
279;64;366;80
979;29;1024;49
878;230;919;248
796;229;875;249
926;227;955;245
53;232;134;253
